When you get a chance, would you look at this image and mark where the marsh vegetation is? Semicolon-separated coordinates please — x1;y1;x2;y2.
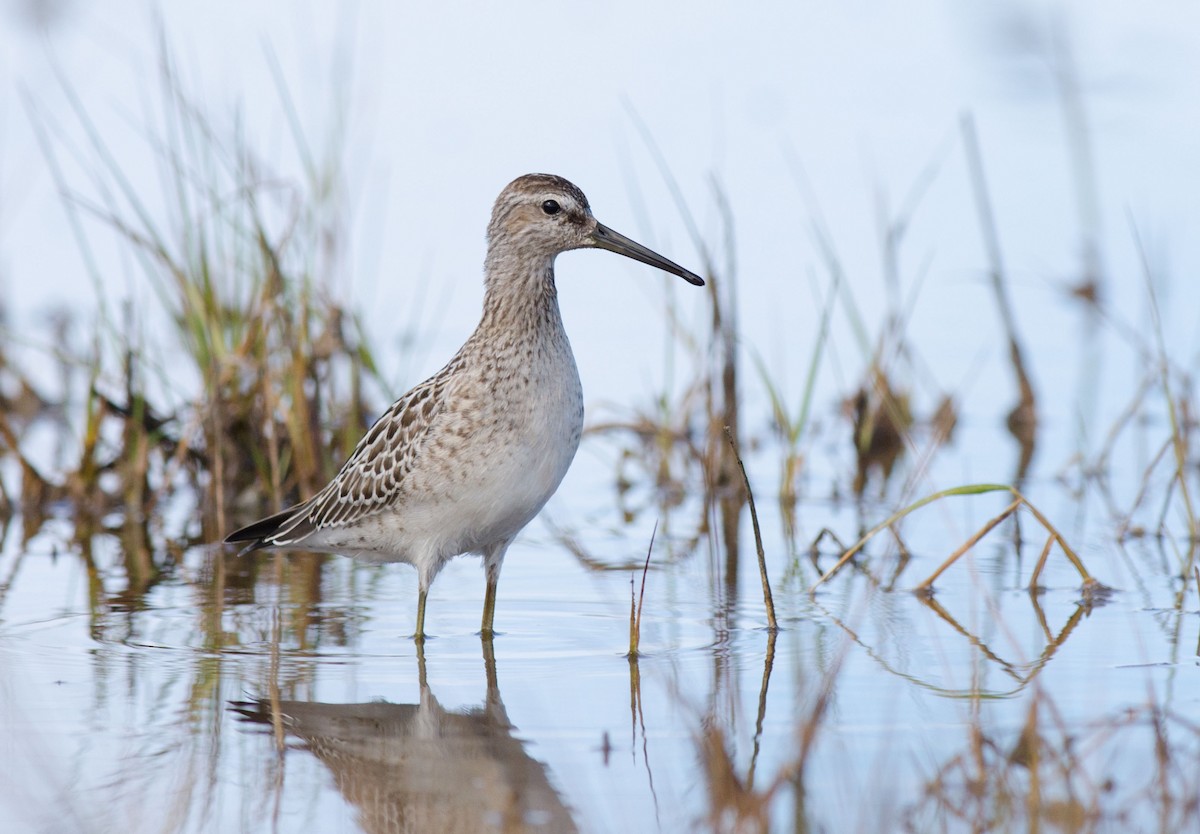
2;11;1198;834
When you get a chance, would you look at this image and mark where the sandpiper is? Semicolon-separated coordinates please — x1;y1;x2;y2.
225;173;704;640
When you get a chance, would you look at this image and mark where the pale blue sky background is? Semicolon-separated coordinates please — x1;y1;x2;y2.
2;0;1198;436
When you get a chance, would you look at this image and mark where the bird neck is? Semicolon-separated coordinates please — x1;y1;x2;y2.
480;250;562;333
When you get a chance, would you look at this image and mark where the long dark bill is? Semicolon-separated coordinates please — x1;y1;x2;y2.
591;222;705;286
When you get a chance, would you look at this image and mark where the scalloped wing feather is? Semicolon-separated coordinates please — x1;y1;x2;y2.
262;365;456;546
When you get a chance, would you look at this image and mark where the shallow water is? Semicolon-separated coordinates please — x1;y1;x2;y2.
2;396;1198;832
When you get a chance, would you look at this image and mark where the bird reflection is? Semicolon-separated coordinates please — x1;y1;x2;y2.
231;642;577;834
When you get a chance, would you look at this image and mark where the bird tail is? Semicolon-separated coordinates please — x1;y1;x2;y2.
224;504;314;555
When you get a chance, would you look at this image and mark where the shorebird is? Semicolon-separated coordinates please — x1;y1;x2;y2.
225;173;703;640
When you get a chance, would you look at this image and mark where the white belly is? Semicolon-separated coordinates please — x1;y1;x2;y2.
453;392;579;537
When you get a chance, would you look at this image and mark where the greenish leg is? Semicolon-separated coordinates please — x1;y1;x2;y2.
481;574;497;638
414;587;428;643
480;543;508;638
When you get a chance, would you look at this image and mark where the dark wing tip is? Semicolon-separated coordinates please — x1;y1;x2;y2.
224;505;309;552
228;699;272;726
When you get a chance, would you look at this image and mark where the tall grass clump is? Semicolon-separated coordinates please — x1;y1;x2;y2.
23;38;386;542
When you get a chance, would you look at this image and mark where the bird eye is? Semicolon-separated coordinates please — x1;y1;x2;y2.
541;200;562;216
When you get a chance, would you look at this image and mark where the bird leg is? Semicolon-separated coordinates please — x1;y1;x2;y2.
481;572;498;638
480;542;509;637
414;587;428;643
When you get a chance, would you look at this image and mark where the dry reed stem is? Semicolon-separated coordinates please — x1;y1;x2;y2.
1028;535;1058;593
914;498;1020;593
961;114;1038;464
628;521;657;658
723;426;777;631
810;484;1101;595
